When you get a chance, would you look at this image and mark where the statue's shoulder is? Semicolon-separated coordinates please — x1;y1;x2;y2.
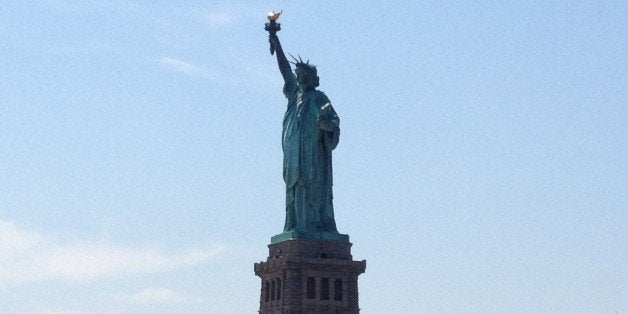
314;90;330;102
283;73;298;97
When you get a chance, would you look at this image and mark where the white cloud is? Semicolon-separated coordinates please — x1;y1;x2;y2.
39;309;85;314
128;287;195;305
44;0;143;16
156;57;210;77
203;12;235;27
0;219;224;287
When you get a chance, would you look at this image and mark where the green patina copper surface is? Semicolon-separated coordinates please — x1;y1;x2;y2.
266;17;348;243
271;231;349;244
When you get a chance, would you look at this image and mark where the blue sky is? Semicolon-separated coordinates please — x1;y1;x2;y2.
1;1;626;313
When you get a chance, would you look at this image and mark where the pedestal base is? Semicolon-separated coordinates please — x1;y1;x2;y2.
254;239;366;314
271;230;350;244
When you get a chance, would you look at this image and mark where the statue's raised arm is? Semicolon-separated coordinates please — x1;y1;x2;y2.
269;34;292;82
265;11;292;82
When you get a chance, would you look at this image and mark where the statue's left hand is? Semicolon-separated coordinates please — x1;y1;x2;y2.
319;119;338;131
318;103;339;131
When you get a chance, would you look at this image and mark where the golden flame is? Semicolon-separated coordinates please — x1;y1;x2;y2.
267;10;282;21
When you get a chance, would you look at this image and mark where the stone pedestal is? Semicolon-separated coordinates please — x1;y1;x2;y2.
254;239;366;314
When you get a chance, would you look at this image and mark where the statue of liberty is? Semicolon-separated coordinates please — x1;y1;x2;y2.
266;12;344;241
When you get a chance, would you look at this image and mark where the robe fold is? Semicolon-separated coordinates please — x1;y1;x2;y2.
282;72;339;233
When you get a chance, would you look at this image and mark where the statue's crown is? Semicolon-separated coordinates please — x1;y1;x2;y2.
290;54;317;75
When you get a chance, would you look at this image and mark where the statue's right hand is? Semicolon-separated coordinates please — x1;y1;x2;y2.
268;34;279;55
269;34;278;45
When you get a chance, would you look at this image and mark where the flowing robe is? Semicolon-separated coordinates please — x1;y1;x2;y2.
282;72;339;233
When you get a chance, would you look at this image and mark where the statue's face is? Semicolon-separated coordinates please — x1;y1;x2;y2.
295;68;307;85
295;68;313;90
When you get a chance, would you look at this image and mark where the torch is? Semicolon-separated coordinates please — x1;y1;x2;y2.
265;10;282;55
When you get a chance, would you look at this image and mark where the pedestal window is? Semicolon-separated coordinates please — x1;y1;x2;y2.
306;277;316;299
320;278;330;300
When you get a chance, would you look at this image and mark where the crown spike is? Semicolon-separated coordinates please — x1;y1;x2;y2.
288;53;299;65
